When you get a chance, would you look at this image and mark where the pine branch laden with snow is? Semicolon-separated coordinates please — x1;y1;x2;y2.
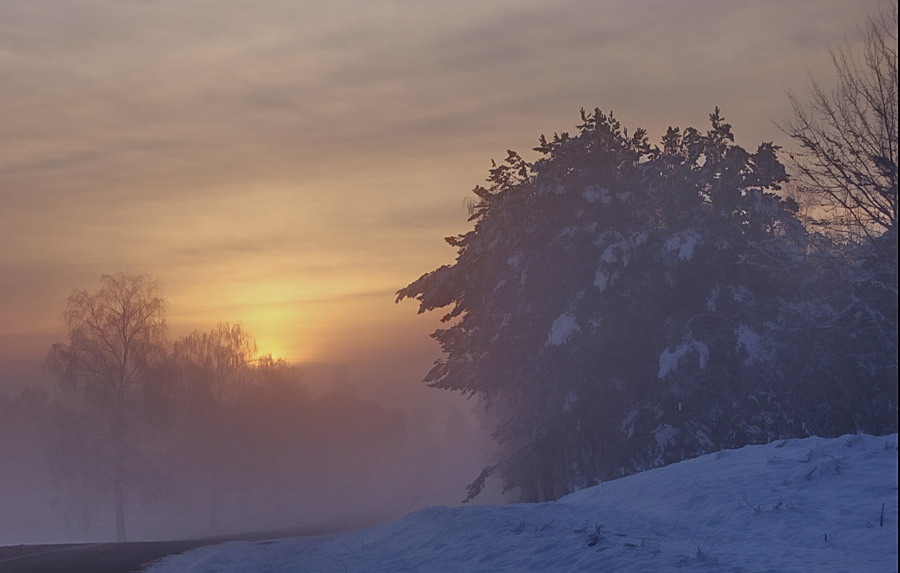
546;313;579;347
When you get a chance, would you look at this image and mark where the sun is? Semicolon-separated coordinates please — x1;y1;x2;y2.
244;323;306;364
170;277;337;365
252;338;289;362
239;304;326;365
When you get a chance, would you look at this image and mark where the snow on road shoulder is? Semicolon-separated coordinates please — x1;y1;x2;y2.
140;537;332;573
145;434;898;573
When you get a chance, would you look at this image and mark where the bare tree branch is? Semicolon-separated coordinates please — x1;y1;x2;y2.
781;6;898;248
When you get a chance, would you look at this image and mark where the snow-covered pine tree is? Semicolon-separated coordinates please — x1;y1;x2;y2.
398;109;844;502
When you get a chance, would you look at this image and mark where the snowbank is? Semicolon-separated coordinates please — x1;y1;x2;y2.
145;433;898;572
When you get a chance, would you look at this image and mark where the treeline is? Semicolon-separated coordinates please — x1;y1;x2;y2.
2;276;407;543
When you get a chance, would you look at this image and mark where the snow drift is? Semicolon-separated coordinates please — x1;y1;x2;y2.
145;433;898;572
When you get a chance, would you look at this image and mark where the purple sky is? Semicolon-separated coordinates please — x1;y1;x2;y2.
0;0;883;382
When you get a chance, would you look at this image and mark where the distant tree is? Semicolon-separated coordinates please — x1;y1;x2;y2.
173;322;257;405
398;109;830;502
172;322;257;532
47;272;167;541
783;6;897;247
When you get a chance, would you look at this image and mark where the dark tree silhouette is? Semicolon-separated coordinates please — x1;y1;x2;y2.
47;272;167;542
784;6;898;247
172;322;257;532
398;109;818;502
783;7;898;436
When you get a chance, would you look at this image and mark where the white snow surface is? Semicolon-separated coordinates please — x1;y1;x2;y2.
665;230;702;261
546;312;579;346
735;323;766;364
658;340;709;379
145;433;898;573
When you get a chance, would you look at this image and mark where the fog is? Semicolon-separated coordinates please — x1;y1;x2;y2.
0;352;505;545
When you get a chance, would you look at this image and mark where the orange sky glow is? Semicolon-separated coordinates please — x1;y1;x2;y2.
0;0;883;380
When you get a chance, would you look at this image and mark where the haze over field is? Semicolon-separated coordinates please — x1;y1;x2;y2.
0;0;894;548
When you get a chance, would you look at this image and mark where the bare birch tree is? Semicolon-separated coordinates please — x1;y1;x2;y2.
47;273;167;542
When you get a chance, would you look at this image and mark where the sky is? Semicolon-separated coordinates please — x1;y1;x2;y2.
0;0;885;386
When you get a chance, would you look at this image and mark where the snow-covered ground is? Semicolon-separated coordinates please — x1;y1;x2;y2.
145;433;898;572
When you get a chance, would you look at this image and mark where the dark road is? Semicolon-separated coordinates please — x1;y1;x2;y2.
0;540;214;573
0;523;353;573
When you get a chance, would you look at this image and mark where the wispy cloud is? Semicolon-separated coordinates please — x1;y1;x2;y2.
0;0;882;363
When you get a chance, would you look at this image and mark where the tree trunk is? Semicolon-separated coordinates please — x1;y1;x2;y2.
208;482;220;533
114;477;126;542
112;397;127;543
